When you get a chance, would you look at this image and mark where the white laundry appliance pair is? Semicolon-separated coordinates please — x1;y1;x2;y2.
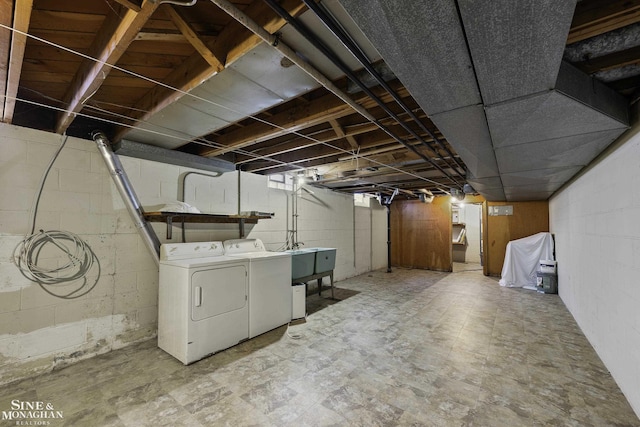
158;239;291;365
223;239;292;338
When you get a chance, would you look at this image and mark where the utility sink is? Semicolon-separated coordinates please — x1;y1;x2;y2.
286;248;337;280
286;249;316;280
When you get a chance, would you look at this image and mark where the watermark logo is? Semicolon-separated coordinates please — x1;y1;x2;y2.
1;399;64;425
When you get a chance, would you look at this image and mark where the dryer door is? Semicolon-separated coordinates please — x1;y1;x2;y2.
191;265;247;321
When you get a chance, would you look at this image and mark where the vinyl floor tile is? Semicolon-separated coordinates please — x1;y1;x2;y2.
2;264;639;426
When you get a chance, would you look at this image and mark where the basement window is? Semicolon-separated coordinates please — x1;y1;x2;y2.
354;193;371;207
268;173;294;191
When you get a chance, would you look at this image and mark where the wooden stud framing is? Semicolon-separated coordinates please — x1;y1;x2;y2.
55;0;159;134
3;0;34;123
166;5;224;69
112;0;306;142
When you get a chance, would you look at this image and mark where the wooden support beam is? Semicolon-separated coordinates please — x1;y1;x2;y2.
203;85;410;157
166;5;224;69
54;0;160;134
0;0;12;119
235;122;378;163
244;133;412;173
568;0;640;44
233;109;435;165
329;119;359;149
203;94;353;157
608;74;640;93
113;0;306;142
575;45;640;74
316;166;446;188
135;32;192;42
113;0;142;12
3;0;33;123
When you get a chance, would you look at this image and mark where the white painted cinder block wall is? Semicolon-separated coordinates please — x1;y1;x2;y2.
549;109;640;417
0;122;387;385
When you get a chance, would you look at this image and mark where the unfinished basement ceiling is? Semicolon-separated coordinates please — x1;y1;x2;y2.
2;0;640;201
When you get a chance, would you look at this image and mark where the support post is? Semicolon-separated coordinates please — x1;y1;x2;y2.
378;189;398;273
386;205;392;273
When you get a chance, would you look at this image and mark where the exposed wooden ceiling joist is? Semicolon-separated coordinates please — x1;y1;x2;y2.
3;0;33;123
244;134;433;174
576;45;640;73
0;0;12;119
112;0;142;13
6;0;640;199
202;84;411;157
234;121;379;164
55;0;159;134
112;0;306;142
166;5;223;69
204;95;354;157
568;0;640;44
329;118;358;149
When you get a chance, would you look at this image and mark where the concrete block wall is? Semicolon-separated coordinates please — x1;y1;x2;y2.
549;109;640;416
0;122;386;384
354;206;372;275
0;123;158;385
294;187;355;279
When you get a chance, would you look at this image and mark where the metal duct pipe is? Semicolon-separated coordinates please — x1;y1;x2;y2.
303;0;466;176
210;0;454;189
262;0;463;187
92;131;161;265
211;0;373;121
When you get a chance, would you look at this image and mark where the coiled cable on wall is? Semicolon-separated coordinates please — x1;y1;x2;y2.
12;135;101;299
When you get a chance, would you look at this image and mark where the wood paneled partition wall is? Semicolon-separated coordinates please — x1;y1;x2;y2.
390;197;549;276
484;201;550;276
391;197;452;271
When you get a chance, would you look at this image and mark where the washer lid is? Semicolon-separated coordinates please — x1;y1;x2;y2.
227;251;291;260
161;255;248;268
160;241;224;261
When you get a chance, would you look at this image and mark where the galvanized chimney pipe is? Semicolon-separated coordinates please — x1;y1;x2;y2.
92;131;161;265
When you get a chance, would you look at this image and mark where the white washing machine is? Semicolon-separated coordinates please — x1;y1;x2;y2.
223;239;292;338
158;241;249;364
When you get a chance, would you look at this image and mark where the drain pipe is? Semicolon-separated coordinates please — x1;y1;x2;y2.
92;131;161;265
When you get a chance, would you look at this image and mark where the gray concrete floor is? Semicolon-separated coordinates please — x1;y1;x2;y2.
2;264;639;426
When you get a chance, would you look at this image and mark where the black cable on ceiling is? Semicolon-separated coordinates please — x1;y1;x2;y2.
263;0;464;190
307;0;467;176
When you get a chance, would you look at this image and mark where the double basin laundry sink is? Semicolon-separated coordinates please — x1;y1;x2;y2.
286;248;336;280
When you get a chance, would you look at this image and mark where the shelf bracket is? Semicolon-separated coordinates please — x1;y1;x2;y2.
166;216;173;239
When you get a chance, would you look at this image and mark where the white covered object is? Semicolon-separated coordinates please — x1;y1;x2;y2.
157;201;200;213
499;232;554;289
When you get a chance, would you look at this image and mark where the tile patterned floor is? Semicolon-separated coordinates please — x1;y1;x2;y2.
2;265;639;426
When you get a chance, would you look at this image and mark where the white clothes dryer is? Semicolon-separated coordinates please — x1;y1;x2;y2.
158;241;249;364
223;239;292;338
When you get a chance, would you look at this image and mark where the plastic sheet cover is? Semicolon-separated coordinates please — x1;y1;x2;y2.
499;232;554;289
